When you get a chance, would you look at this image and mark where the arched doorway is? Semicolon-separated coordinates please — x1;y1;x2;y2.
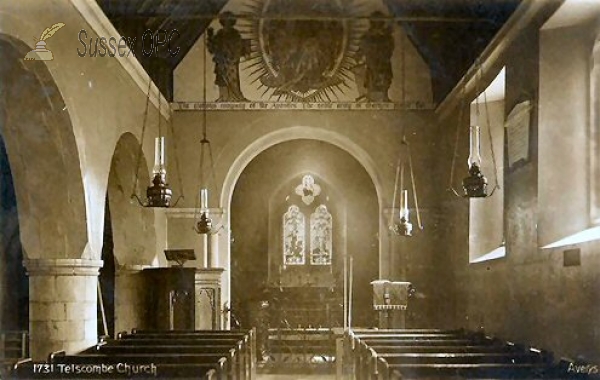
231;139;379;330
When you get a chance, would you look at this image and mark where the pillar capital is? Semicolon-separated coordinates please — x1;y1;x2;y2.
23;259;103;276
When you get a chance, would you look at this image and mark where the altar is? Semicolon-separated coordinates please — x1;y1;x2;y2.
266;287;343;328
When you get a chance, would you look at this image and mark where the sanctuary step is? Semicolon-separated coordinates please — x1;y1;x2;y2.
261;328;339;373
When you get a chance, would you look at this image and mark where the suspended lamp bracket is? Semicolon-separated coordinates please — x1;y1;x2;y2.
194;210;227;235
195;212;213;234
390;217;413;237
462;165;488;198
131;174;183;208
130;81;185;209
448;61;499;199
389;136;423;237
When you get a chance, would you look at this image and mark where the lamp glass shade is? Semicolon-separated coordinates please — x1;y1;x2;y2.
468;125;482;169
153;137;166;176
200;188;209;211
399;189;410;221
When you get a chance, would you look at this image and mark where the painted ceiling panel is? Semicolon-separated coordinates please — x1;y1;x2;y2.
97;0;520;103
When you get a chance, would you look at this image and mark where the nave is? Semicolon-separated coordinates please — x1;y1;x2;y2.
1;0;599;379
8;327;598;379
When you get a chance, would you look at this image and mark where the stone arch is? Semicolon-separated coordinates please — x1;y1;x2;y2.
105;132;155;335
222;127;383;209
222;128;384;326
107;132;156;266
0;35;87;260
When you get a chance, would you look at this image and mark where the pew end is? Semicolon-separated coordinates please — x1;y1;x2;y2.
205;368;217;380
13;357;32;370
48;350;65;363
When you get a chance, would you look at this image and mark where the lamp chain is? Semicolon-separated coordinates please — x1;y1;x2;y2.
167;107;185;200
476;60;500;197
390;155;401;229
448;85;465;197
407;141;423;229
202;32;208;142
482;83;500;196
157;90;162;146
131;79;152;199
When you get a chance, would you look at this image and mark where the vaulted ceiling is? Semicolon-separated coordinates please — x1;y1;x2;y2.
97;0;520;103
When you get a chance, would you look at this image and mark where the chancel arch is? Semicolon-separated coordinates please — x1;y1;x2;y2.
230;139;378;329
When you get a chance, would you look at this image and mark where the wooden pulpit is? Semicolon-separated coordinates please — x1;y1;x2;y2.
143;266;224;330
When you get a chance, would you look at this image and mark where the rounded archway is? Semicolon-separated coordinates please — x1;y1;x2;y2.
0;36;87;260
106;132;155;266
104;132;155;335
0;35;90;358
230;139;379;331
220;126;386;328
0;133;27;332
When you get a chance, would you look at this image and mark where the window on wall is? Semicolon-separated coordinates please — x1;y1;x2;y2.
283;205;306;265
310;205;333;265
283;175;333;266
469;68;506;263
283;203;333;266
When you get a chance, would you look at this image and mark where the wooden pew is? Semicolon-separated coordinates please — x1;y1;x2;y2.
363;345;521;354
347;329;555;380
116;330;254;379
379;351;549;365
51;351;233;379
119;330;253;379
378;360;550;379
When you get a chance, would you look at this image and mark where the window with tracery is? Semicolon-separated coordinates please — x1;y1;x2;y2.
310;204;333;265
283;205;306;265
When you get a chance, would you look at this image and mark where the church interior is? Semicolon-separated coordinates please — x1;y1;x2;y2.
1;0;599;378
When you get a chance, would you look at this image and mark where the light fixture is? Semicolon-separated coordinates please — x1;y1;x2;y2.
131;81;183;208
449;63;499;198
389;136;422;236
194;32;224;235
463;125;488;197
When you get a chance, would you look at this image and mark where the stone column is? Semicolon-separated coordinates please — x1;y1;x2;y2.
115;265;149;336
24;259;103;360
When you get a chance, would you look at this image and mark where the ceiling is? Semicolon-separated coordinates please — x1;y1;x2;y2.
97;0;521;103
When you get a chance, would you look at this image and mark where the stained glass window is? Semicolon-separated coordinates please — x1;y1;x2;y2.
310;204;333;265
283;205;306;265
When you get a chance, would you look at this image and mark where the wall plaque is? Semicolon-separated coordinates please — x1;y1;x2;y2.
505;100;531;168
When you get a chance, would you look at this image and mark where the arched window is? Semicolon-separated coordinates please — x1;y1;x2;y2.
310;204;333;265
283;205;306;265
